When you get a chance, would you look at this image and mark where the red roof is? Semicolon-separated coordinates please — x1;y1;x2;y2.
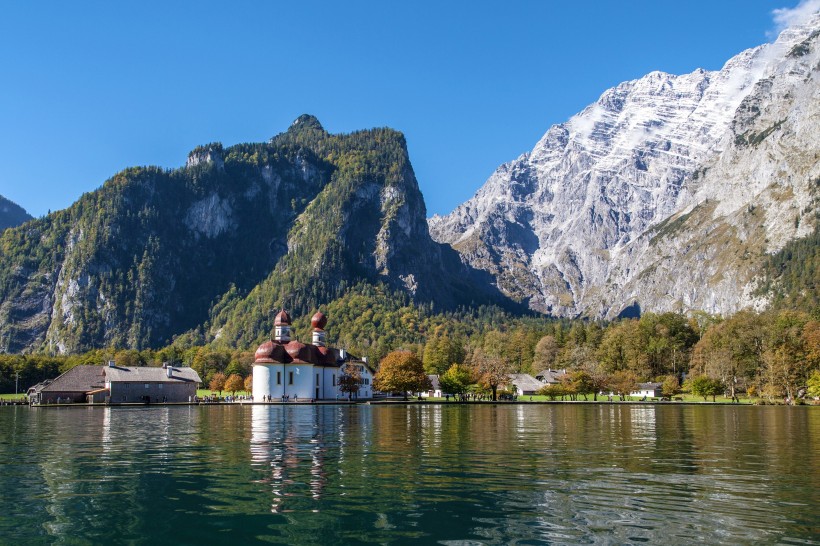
274;310;292;326
254;339;338;366
311;311;327;330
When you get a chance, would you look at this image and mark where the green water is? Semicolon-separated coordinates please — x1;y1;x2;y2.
0;404;817;545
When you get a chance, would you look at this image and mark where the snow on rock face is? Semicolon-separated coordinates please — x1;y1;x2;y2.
429;14;820;318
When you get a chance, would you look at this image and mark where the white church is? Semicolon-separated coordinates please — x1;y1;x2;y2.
252;310;374;401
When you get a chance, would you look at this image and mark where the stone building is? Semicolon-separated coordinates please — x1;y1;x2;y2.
28;364;201;404
105;364;202;403
28;365;106;404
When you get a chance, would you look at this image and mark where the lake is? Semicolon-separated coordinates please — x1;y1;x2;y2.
0;403;817;545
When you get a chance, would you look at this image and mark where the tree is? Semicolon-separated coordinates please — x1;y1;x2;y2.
691;311;763;401
568;370;595;401
806;370;820;399
471;347;510;401
244;374;253;393
422;328;465;375
338;363;362;399
579;360;609;401
538;383;566;401
608;370;639;400
661;375;680;397
532;335;559;371
225;374;244;396
439;363;471;396
374;351;431;400
690;375;723;402
761;311;812;402
209;372;227;395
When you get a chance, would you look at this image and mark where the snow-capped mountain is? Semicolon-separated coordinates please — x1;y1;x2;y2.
429;13;820;318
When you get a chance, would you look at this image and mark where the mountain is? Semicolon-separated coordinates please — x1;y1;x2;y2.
429;14;820;319
0;195;32;231
0;116;507;354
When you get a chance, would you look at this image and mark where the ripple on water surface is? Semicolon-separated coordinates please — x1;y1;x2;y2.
0;404;818;545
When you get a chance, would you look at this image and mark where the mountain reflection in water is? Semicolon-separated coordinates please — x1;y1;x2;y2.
0;404;817;545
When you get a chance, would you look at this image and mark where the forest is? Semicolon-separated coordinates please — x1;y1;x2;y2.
2;283;818;404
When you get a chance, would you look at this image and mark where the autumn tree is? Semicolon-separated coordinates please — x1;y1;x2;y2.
608;370;639;401
691;310;764;400
807;370;820;399
193;348;230;385
374;351;431;400
538;383;566;401
209;372;227;395
338;363;362;399
690;375;724;402
568;370;595;401
471;347;510;401
579;360;609;401
661;375;680;397
244;374;253;393
439;363;471;396
422;328;465;375
225;374;244;396
532;335;559;372
761;311;813;402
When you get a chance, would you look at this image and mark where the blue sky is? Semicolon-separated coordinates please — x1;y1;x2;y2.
0;1;809;218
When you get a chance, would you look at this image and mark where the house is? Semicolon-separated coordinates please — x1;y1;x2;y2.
105;364;202;403
631;382;663;398
508;374;544;396
534;369;568;385
253;310;375;401
28;365;106;404
28;364;202;404
422;375;442;398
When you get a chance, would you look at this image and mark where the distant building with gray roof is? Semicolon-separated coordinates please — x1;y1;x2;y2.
28;364;202;404
534;369;568;385
105;364;202;403
508;374;544;396
28;365;106;404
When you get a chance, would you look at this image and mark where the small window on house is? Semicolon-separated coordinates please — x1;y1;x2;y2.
316;373;319;386
158;384;163;389
277;371;281;385
332;374;336;386
145;384;149;389
288;371;294;385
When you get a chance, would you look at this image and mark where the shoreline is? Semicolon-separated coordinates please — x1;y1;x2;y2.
12;399;817;408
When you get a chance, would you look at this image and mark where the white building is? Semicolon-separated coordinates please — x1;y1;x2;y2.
631;382;663;398
252;310;374;401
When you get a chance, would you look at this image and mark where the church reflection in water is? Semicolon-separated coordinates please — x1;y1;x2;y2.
250;405;330;513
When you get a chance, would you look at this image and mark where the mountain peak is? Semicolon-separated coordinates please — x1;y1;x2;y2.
430;13;820;320
289;114;326;133
0;194;33;231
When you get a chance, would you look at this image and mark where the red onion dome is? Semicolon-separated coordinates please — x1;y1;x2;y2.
274;310;292;326
255;340;277;363
284;341;317;363
311;311;328;330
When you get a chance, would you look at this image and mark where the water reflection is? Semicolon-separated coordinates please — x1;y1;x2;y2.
0;405;818;545
250;405;330;512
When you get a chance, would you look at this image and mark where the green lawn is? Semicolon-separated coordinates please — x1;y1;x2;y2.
0;393;27;401
429;393;758;404
196;389;251;398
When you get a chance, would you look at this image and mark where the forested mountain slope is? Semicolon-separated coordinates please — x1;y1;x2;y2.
0;116;508;354
0;195;32;231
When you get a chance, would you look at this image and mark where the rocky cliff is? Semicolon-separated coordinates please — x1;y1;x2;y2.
429;14;820;318
0;116;505;353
